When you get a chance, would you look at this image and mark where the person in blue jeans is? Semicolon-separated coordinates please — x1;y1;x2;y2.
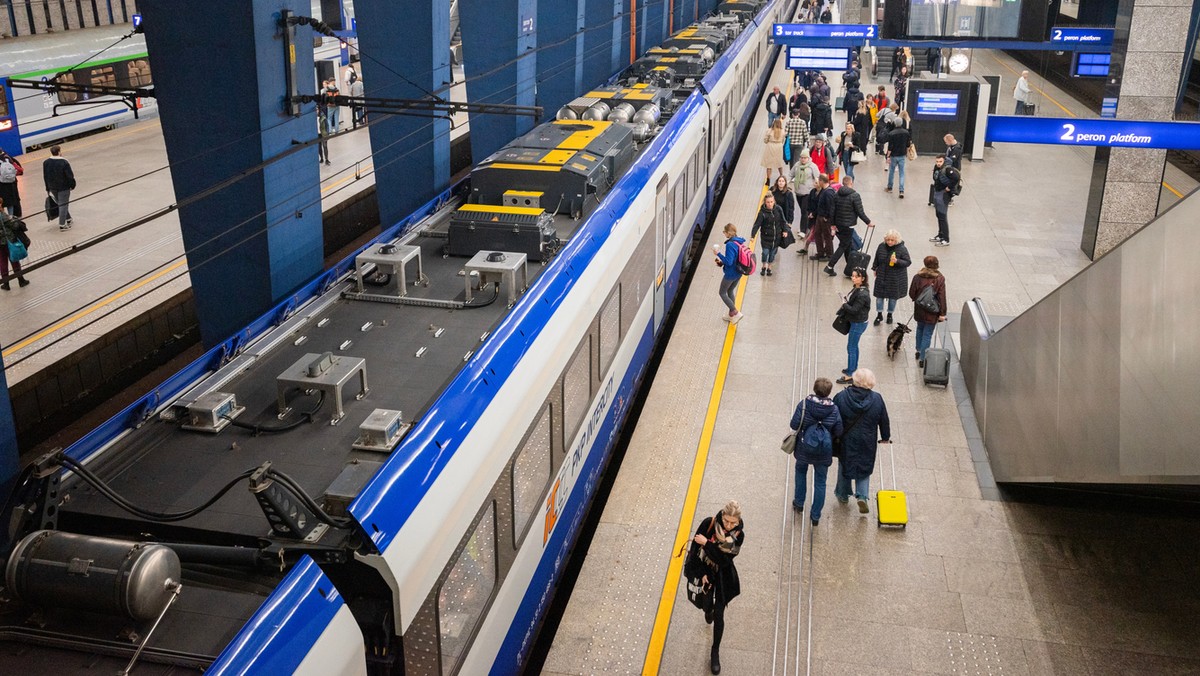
908;255;948;364
790;377;843;526
884;114;911;197
836;268;871;385
712;223;746;324
833;368;891;514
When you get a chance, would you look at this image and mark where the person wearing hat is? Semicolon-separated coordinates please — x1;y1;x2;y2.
792;148;820;240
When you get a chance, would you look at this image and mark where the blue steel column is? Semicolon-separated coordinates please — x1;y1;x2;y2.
140;0;323;347
583;0;616;88
0;354;18;495
538;0;582;121
354;0;451;228
460;0;539;162
575;1;587;96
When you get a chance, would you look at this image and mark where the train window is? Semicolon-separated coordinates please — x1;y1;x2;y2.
511;405;552;546
673;176;686;237
562;336;592;445
122;59;153;88
599;286;620;376
438;502;496;676
0;93;7;118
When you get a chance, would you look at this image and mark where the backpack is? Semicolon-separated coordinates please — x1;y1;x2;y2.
0;160;15;184
953;177;964;196
915;283;940;314
800;418;833;457
735;240;756;276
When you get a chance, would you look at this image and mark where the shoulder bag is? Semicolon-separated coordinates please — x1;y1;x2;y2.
906;142;917;161
832;310;851;335
782;399;806;453
832;407;868;457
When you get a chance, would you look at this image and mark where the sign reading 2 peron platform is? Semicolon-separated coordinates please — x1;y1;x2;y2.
773;23;877;40
986;117;1200;150
1048;27;1114;47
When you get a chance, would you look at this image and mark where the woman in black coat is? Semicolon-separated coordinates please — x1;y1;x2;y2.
836;268;872;385
770;176;795;225
751;192;787;276
833;368;892;514
870;229;911;325
691;501;745;675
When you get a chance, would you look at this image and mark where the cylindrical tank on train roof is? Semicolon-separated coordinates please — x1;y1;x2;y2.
699;46;716;63
632;103;661;127
582;101;611;121
556;106;579;120
5;530;181;622
609;102;636;124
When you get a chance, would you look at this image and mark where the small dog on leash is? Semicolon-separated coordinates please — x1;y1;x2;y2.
886;322;912;359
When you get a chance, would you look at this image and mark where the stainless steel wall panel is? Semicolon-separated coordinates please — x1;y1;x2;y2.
961;188;1200;485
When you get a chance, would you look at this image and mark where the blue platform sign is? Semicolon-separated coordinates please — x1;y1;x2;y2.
1049;26;1114;47
987;116;1200;149
773;23;877;40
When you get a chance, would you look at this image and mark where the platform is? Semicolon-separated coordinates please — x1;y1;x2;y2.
543;37;1200;676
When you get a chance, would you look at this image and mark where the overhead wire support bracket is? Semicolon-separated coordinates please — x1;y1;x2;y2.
290;94;542;119
7;78;155;119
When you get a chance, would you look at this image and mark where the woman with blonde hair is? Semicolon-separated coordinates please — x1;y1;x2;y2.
870;229;911;325
835;121;858;180
761;116;788;185
690;500;745;674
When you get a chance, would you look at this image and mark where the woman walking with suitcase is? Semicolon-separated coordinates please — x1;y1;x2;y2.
690;500;744;674
908;255;947;365
833;368;892;514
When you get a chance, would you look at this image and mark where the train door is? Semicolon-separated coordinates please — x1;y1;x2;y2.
0;81;19;158
653;173;670;331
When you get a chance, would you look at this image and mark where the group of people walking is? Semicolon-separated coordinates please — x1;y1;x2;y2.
0;144;79;291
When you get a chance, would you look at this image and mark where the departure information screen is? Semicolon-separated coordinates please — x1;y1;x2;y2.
1073;52;1111;78
786;47;852;71
916;90;960;118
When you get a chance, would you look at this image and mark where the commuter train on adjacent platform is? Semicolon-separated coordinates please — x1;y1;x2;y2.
0;1;793;674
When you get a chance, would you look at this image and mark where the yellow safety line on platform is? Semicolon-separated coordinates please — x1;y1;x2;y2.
986;52;1185;201
2;260;187;358
643;184;768;675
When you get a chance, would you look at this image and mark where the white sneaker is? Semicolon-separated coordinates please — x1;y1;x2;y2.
730;312;744;324
935;240;950;247
59;224;71;231
721;314;732;322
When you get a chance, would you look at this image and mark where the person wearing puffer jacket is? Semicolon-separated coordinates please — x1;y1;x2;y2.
833;368;892;515
790;377;844;526
712;223;746;324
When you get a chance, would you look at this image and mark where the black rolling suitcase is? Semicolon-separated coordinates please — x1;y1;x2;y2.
922;321;950;387
844;224;873;274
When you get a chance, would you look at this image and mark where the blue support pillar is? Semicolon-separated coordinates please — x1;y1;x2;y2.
354;0;451;229
460;0;539;161
583;0;616;88
0;354;18;496
538;0;582;121
575;1;587;96
140;0;323;347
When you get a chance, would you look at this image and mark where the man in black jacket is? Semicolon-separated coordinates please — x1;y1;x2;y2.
930;156;959;246
884;122;912;196
943;133;963;169
43;145;76;230
812;174;837;260
765;86;787;128
825;175;873;277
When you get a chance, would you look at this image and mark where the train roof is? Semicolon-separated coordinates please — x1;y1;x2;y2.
1;25;148;79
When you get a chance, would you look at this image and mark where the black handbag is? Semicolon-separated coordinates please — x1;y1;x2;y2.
681;521;716;611
778;224;794;249
45;195;59;221
832;312;850;335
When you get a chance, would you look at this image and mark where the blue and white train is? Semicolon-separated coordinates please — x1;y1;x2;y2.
0;1;793;674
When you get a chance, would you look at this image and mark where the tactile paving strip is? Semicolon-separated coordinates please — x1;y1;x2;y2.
945;631;1012;675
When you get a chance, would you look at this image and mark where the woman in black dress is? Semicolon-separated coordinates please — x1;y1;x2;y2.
691;500;744;675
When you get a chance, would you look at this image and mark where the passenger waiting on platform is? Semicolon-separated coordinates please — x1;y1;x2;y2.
908;256;947;364
784;110;811;168
317;108;332;166
790;378;843;526
943;134;963;170
690;500;744;675
930;156;959;246
712;223;745;324
43;145;75;230
0;151;23;217
1014;70;1033;115
350;76;366;129
884;115;912;197
853;99;872;152
761;117;787;186
321;79;341;132
842;82;863;124
771;176;796;230
833;368;892;513
870;229;911;326
791;149;819;239
825;175;872;277
764;86;787;129
752;191;787;276
0;201;30;290
836;269;871;384
835;122;859;181
894;66;909;109
811;173;836;260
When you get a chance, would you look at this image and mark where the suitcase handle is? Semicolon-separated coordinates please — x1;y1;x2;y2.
886;439;898;491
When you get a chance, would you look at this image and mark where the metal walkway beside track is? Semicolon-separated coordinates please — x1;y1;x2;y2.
543;31;1200;676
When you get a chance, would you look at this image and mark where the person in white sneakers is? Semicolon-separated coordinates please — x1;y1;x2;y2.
43;145;76;230
712;223;746;324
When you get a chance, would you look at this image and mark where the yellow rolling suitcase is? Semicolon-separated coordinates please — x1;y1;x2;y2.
876;440;908;528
